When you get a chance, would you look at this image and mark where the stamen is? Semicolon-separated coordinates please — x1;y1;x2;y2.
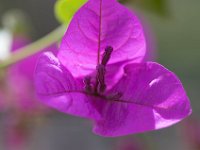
101;46;113;66
93;46;113;95
83;76;92;93
96;64;106;93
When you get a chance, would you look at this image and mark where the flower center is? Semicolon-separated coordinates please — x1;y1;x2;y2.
83;46;113;94
83;46;122;100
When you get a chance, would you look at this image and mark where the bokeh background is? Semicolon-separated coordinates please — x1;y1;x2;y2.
0;0;199;149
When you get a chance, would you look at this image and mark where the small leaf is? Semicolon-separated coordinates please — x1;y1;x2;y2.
120;0;169;16
138;0;169;16
142;0;168;15
55;0;87;24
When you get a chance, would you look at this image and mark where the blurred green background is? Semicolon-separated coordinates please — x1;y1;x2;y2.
0;0;199;149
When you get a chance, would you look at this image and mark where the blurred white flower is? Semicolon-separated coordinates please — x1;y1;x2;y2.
0;29;12;60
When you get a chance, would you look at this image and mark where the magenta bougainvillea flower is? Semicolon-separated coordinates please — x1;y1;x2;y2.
1;36;56;112
0;34;57;150
35;0;192;137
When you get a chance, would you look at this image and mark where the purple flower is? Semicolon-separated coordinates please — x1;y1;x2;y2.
0;34;57;150
35;0;192;137
0;34;57;112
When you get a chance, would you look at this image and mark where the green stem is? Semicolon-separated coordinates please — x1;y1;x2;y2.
0;25;66;69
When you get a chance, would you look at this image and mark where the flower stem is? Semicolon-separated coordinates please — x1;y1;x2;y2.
0;25;66;69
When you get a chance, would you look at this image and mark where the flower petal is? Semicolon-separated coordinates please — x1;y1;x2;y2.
94;62;192;136
35;52;101;119
58;0;146;78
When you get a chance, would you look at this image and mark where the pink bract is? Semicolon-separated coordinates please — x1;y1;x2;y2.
59;0;146;79
35;0;192;137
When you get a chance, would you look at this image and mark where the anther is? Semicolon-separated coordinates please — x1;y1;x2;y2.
101;46;113;66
